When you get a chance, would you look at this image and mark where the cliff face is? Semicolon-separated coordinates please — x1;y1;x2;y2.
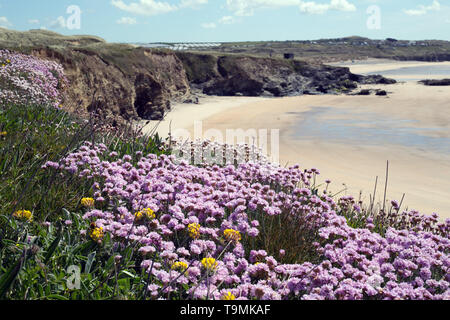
176;52;395;97
30;45;191;123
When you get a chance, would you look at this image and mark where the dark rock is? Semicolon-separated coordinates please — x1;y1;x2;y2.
375;90;388;96
357;89;372;95
359;74;397;85
419;79;450;86
178;53;394;99
183;96;200;104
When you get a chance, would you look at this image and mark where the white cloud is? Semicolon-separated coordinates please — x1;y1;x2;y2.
300;0;355;14
226;0;301;16
49;16;66;29
299;1;330;14
117;16;138;24
226;0;356;16
404;0;440;16
111;0;208;16
201;22;216;28
111;0;177;16
329;0;356;12
219;15;235;24
28;19;40;25
179;0;208;8
0;16;12;28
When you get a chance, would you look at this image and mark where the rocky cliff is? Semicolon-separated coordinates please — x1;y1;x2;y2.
29;44;190;123
176;52;395;97
0;29;191;124
0;29;394;124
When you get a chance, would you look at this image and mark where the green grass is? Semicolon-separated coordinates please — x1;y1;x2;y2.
0;102;171;300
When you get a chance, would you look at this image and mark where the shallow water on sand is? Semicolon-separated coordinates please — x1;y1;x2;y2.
366;65;450;81
291;107;450;154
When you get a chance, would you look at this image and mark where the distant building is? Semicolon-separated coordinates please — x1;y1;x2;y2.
284;53;295;60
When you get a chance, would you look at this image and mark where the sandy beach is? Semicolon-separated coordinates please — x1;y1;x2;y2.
331;59;450;74
142;60;450;218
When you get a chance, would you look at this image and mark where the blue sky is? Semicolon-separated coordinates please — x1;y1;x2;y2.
0;0;449;42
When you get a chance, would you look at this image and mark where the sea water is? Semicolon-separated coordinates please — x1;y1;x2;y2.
291;107;450;154
366;65;450;81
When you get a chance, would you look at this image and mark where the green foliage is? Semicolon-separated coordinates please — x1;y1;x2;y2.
0;103;92;221
0;208;149;300
0;101;170;300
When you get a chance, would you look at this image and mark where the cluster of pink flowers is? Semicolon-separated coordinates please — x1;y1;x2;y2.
337;196;448;237
43;142;450;300
0;50;68;107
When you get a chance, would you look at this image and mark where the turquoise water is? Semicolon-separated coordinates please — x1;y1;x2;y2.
366;65;450;81
291;107;450;154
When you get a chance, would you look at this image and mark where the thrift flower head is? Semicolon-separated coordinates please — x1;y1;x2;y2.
81;197;95;208
188;223;201;239
13;210;33;222
222;292;236;300
224;229;242;243
201;257;218;272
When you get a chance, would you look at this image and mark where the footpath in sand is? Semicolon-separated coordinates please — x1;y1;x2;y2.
142;60;450;219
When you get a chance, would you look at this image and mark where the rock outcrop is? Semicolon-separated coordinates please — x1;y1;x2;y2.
419;79;450;86
30;45;191;123
176;52;395;97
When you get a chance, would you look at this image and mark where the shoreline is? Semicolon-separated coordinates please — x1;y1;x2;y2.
142;60;450;218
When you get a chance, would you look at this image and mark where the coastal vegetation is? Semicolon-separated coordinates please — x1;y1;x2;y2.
0;49;449;301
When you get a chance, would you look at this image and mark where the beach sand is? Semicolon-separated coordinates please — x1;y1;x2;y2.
142;60;450;218
331;59;450;74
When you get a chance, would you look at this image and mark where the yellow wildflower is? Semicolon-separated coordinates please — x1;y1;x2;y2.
0;131;7;137
81;197;95;208
224;229;242;243
89;226;105;242
201;257;218;272
13;210;33;222
188;223;201;239
221;292;236;300
171;261;188;272
135;211;143;221
135;208;155;221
